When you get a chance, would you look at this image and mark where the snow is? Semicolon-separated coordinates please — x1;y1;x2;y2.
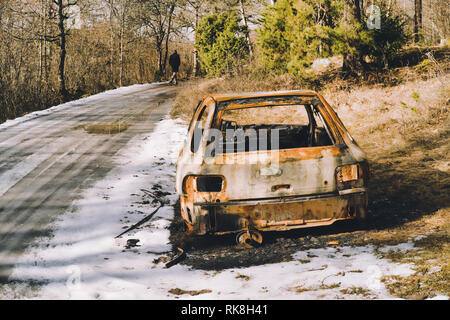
0;96;432;299
377;242;416;253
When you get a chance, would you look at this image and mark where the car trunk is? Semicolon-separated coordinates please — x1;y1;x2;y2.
203;144;356;200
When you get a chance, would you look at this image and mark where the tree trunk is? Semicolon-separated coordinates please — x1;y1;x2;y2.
353;0;362;23
57;0;68;101
193;4;199;76
39;0;43;83
239;0;253;58
342;1;365;75
414;0;423;43
193;49;199;77
119;16;124;87
109;3;114;86
163;3;175;77
156;34;163;79
44;0;48;84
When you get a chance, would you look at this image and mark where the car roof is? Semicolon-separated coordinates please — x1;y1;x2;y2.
205;90;318;102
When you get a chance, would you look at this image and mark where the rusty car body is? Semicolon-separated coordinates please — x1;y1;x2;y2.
176;90;369;244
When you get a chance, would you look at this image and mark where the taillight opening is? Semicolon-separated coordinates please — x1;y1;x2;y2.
183;175;224;194
196;176;223;192
336;164;364;189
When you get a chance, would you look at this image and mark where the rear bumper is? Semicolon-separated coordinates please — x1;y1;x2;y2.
194;188;367;207
185;188;368;235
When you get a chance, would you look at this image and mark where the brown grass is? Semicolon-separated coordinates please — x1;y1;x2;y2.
340;286;374;298
287;282;341;294
379;229;449;299
235;274;251;281
168;288;212;296
170;73;301;121
170;50;449;122
323;74;449;299
287;285;311;293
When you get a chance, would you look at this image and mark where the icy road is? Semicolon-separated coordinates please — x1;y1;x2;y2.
0;83;176;284
0;83;442;300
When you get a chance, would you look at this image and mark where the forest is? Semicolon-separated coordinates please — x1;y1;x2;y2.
0;0;448;123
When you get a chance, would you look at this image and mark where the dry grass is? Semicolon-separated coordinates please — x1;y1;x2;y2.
340;286;374;298
168;288;212;296
235;274;251;281
325;74;449;299
298;259;311;264
287;282;341;294
170;73;301;121
288;285;311;293
379;229;449;299
324;74;449;299
170;49;449;121
351;208;450;299
330;74;449;224
353;208;449;247
223;105;310;125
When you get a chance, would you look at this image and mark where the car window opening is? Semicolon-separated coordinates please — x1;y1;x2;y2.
211;104;334;155
191;105;209;153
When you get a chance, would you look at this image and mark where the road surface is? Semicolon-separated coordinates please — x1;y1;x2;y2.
0;83;177;283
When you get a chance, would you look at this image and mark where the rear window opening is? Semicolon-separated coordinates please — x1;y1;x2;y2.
210;104;334;154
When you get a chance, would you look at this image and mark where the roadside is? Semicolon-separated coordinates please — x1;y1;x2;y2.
0;71;447;299
0;83;177;284
169;70;449;299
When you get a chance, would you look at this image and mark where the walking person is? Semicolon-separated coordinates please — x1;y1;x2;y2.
168;50;181;85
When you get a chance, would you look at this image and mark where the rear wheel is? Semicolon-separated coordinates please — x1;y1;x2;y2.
236;229;263;248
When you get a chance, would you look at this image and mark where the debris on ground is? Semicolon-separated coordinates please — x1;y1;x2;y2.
115;201;163;238
125;239;140;249
168;288;212;296
165;248;186;268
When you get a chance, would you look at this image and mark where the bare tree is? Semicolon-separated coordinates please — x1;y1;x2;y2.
425;0;449;45
6;0;82;101
180;0;208;75
55;0;76;100
132;0;178;80
106;0;134;87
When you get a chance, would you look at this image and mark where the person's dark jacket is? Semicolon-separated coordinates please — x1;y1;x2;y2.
169;52;181;73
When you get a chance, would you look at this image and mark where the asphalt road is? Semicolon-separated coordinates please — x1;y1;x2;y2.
0;83;177;283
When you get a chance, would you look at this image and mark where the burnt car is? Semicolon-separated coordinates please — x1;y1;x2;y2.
176;90;369;246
